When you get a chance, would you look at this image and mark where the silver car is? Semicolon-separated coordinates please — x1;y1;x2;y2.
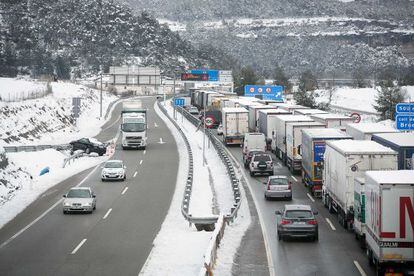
101;160;126;181
63;187;96;214
249;153;273;176
264;175;292;200
276;205;319;242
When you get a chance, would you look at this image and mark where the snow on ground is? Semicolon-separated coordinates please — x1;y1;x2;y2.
0;149;108;228
0;78;118;146
0;77;48;101
314;86;414;119
140;101;251;275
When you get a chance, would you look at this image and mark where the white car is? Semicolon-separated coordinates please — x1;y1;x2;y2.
101;160;126;181
63;187;96;214
217;123;223;135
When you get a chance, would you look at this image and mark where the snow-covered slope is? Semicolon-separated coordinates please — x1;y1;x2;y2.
0;79;117;146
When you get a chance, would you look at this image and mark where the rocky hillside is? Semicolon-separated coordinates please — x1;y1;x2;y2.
0;0;235;78
122;0;414;77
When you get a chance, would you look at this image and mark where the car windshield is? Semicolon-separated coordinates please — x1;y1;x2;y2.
67;189;91;198
285;210;313;219
122;123;146;132
253;155;271;162
269;178;288;185
105;162;122;168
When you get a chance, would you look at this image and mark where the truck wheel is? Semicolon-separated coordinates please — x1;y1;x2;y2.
328;199;334;213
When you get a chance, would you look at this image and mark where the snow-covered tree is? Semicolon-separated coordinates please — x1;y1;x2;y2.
374;85;406;120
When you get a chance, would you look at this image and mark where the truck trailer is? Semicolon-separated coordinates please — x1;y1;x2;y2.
285;121;326;174
222;107;249;145
364;170;414;275
248;105;276;132
372;132;414;170
273;115;313;162
323;140;398;229
301;128;352;197
311;113;355;130
346;122;397;140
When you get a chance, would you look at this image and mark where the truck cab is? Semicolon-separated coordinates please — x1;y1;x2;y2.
121;101;147;150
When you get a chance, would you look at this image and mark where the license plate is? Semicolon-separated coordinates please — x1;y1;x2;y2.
294;221;305;225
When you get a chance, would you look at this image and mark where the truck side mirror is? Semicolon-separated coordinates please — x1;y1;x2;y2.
275;210;282;215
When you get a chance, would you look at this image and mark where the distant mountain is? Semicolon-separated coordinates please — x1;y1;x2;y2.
122;0;414;22
121;0;414;78
0;0;235;78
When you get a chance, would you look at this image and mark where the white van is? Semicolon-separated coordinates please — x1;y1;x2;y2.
242;133;266;166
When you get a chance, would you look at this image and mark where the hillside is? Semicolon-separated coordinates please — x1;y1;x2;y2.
0;0;235;78
122;0;414;77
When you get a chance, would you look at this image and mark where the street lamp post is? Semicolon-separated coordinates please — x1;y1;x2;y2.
100;69;103;118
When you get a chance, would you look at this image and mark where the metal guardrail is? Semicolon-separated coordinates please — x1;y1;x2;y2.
62;151;84;168
3;144;71;153
157;98;242;228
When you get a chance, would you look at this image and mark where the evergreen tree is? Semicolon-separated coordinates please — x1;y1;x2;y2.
234;66;260;95
272;65;292;92
374;84;406;120
294;70;317;108
352;67;366;88
55;56;71;80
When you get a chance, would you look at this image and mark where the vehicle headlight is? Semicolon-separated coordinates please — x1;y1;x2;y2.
84;202;92;206
64;202;71;206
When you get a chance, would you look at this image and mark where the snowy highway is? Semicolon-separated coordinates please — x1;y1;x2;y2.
0;97;180;275
221;133;377;276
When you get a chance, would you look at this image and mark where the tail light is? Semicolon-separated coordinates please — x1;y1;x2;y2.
307;220;318;225
288;182;292;190
267;184;271;191
280;219;292;225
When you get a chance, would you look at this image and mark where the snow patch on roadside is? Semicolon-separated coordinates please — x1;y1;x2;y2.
0;149;108;229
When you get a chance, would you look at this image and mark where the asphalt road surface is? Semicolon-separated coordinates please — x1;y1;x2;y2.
0;97;179;276
222;138;376;276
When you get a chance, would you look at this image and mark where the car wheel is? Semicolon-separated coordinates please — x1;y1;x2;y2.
63;210;67;214
314;232;319;241
288;196;293;201
264;194;268;200
250;171;254;177
278;232;282;241
93;205;96;210
85;148;91;154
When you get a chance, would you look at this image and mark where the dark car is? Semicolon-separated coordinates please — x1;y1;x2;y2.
243;150;265;168
70;138;106;156
276;205;319;241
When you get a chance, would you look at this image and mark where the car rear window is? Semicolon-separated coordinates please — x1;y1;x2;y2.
269;178;288;185
105;162;122;168
67;189;91;198
253;155;271;162
285;210;313;219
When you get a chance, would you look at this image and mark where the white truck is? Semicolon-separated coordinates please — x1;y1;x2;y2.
346;122;397;140
121;100;147;150
353;177;366;247
273;115;313;163
248;105;275;132
222;107;249;146
364;170;414;275
311;113;355;130
323;140;398;229
242;132;266;167
285;121;325;174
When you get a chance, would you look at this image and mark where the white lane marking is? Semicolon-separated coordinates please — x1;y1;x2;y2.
291;176;298;182
103;208;112;220
353;260;367;276
325;218;337;231
71;238;87;255
307;193;315;202
0;164;101;249
121;187;129;195
221;146;275;276
143;150;146;155
154;122;158;128
140;160;143;165
158;138;165;144
133;171;137;178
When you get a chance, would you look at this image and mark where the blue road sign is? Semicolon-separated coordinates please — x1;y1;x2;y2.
396;114;414;130
188;69;219;82
396;103;414;113
174;98;185;107
244;85;284;101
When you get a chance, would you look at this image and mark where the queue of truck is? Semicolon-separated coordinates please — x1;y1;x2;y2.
187;88;414;275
